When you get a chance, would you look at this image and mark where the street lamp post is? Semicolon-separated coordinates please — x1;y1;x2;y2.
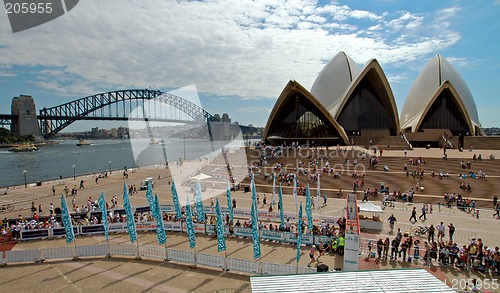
183;133;186;160
23;170;27;188
108;161;112;174
72;165;76;180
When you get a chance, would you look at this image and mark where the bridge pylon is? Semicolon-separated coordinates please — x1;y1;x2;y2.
11;95;43;141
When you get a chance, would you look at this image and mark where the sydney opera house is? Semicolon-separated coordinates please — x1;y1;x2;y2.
263;52;487;149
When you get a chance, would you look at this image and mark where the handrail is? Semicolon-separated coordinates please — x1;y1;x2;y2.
401;133;412;150
441;135;454;149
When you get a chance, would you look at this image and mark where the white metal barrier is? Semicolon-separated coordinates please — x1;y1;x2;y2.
0;244;322;277
168;249;195;264
297;266;317;274
6;249;39;263
42;246;75;260
197;253;225;269
262;262;295;275
139;245;165;259
226;257;259;274
78;244;107;257
109;244;137;257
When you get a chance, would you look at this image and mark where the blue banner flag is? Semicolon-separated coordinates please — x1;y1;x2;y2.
171;180;182;220
215;197;226;252
296;202;303;263
154;194;167;245
278;184;285;230
226;181;234;223
185;195;196;249
305;185;313;230
145;181;157;220
60;194;75;244
250;178;261;259
251;175;257;206
123;182;137;243
195;180;205;222
97;192;109;241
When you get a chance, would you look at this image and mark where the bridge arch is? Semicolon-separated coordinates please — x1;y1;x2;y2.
39;89;216;138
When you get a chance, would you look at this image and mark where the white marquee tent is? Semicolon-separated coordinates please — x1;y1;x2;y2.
358;202;383;213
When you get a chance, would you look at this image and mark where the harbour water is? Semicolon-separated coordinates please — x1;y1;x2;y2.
0;138;250;188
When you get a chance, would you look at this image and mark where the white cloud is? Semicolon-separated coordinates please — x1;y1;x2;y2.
0;0;463;101
0;72;16;77
386;73;408;84
446;57;477;68
349;10;381;20
236;106;271;113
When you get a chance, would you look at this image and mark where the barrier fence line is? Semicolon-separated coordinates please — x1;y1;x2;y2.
139;245;165;259
197;253;225;270
168;249;195;264
42;246;74;260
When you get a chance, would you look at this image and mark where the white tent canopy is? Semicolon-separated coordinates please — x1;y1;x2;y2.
191;173;212;181
358;201;383;213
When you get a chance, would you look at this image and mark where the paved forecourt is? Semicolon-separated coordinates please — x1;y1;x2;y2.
1;146;500;292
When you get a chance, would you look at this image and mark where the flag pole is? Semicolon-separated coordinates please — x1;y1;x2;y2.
163;242;169;262
106;237;111;259
72;233;79;261
134;205;141;260
223;249;229;272
135;234;141;260
191;246;197;268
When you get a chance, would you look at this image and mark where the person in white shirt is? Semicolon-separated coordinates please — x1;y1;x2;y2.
436;222;445;242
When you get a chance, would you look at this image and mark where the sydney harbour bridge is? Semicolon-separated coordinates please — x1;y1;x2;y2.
0;89;237;139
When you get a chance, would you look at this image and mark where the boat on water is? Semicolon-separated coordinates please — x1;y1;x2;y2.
9;144;39;152
76;139;91;146
149;138;160;145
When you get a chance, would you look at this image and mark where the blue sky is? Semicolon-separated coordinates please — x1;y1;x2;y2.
0;0;499;132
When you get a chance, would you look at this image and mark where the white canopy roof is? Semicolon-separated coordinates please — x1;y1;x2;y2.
251;268;455;293
191;173;212;181
358;201;383;213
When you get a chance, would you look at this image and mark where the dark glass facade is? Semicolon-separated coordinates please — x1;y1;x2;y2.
265;94;345;145
418;90;469;135
337;78;397;135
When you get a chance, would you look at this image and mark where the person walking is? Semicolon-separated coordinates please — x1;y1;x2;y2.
419;204;427;221
428;224;435;243
409;207;417;223
494;203;500;219
388;214;397;232
448;223;455;242
307;245;318;267
436;222;445;242
362;190;369;202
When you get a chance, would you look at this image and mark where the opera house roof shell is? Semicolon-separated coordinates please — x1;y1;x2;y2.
263;52;483;146
263;51;400;145
400;54;483;135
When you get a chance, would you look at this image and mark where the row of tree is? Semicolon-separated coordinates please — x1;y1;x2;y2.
0;128;35;144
